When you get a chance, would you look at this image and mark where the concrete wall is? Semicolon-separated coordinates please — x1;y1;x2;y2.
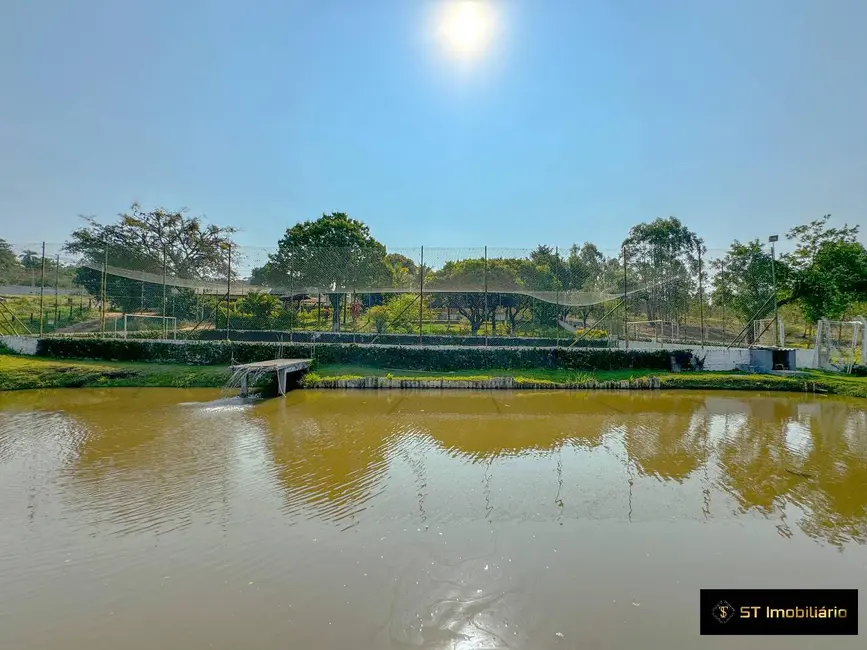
618;340;751;371
624;340;821;371
749;348;774;372
796;348;817;369
0;335;38;355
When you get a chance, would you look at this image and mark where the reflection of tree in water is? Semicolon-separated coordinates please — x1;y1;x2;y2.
716;398;867;546
623;406;710;482
792;402;867;545
258;396;393;524
420;413;610;462
21;388;861;546
260;391;629;523
717;416;802;514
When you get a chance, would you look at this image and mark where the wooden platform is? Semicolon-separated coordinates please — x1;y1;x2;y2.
231;358;312;396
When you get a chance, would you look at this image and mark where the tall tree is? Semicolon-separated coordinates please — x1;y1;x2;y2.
623;217;702;325
64;203;236;315
19;249;40;271
780;215;867;322
710;239;781;328
789;240;867;323
426;258;520;335
565;243;616;328
385;253;423;292
783;215;860;274
260;213;389;331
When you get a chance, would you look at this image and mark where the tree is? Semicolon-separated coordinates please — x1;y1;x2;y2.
238;291;281;328
710;240;778;326
17;249;40;287
0;239;22;283
385;253;418;282
783;215;860;274
368;305;389;333
565;243;617;329
623;217;703;325
780;216;867;322
63;203;236;316
427;259;486;335
382;293;433;333
485;258;530;334
789;240;867;323
259;213;390;331
19;249;40;271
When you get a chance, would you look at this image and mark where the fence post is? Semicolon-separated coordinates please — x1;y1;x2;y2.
721;256;727;343
39;242;46;336
225;243;231;341
289;244;294;343
555;246;560;348
54;253;60;330
419;245;424;346
859;316;867;365
622;244;628;350
698;243;705;347
101;242;108;335
484;246;488;347
352;251;357;344
163;245;168;340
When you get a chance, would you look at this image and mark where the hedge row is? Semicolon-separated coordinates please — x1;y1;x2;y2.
187;329;609;348
35;337;687;372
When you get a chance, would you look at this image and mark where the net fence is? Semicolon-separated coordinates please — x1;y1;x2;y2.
0;241;836;349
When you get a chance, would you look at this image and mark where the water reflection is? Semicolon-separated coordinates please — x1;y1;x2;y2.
2;388;867;650
234;389;867;545
254;393;394;524
2;389;866;544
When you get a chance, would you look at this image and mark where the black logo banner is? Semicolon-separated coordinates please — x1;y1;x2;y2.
700;589;858;635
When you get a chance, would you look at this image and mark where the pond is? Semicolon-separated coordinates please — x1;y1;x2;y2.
1;388;865;649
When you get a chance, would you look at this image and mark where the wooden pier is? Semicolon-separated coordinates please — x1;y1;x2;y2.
231;359;312;396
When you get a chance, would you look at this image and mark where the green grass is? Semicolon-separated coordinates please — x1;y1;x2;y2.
308;363;867;398
309;363;663;383
0;294;99;335
3;354;867;399
0;354;232;390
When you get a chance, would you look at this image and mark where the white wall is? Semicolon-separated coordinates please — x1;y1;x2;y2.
623;340;820;371
0;336;38;355
795;348;817;369
620;341;749;371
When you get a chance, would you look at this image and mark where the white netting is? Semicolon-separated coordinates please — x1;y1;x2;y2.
78;251;686;307
626;320;663;343
815;319;865;373
751;319;781;346
122;314;177;339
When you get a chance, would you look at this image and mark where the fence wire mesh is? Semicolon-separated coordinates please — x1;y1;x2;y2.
0;240;831;349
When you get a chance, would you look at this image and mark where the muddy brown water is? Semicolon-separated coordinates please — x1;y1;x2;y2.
1;388;865;649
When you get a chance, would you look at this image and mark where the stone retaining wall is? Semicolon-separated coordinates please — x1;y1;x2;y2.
310;376;663;390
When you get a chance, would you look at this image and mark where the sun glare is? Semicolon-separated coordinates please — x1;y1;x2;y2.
437;1;496;60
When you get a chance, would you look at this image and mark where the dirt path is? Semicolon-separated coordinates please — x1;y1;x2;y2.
55;312;124;334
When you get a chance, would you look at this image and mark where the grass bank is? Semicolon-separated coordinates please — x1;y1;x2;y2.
2;355;867;399
305;363;867;398
0;354;231;390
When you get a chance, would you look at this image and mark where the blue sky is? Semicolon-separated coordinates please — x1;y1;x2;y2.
1;0;865;255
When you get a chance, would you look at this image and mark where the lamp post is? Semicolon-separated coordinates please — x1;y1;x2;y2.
769;235;779;346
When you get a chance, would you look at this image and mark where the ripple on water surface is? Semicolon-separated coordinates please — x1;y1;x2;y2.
1;388;866;650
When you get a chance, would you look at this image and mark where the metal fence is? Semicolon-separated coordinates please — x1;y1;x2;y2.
0;241;809;349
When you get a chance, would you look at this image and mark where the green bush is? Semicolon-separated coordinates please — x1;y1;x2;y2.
852;364;867;377
35;337;686;371
368;305;389;334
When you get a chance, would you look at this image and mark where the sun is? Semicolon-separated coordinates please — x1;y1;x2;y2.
437;1;496;59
